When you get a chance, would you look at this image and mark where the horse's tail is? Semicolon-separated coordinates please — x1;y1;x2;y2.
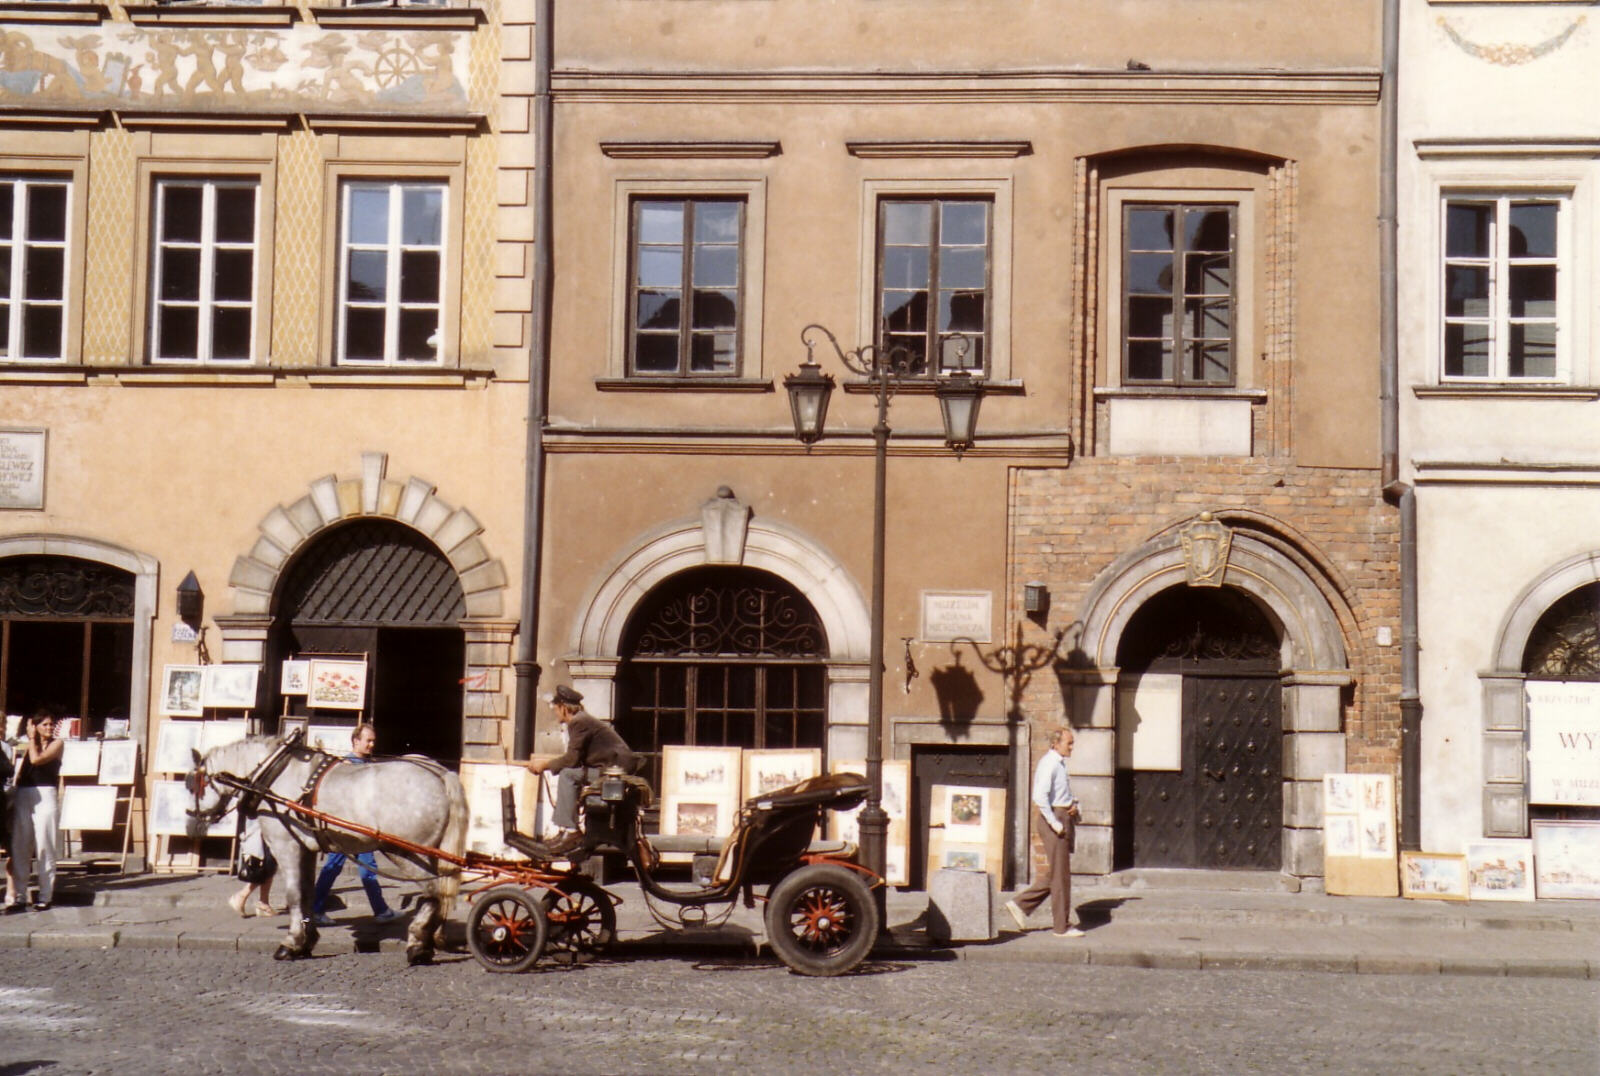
434;768;469;914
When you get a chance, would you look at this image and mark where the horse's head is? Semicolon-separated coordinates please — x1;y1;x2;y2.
185;746;233;840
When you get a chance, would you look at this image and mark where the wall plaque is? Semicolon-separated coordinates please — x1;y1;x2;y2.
0;429;46;510
920;590;992;643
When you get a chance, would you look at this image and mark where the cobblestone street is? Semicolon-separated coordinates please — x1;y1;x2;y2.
0;947;1594;1075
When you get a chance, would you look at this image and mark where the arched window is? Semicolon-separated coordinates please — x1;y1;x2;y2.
0;555;135;734
1523;583;1600;680
616;566;828;789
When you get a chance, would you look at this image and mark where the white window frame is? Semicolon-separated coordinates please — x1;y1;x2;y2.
150;178;260;364
0;175;71;363
1439;191;1572;384
337;179;448;367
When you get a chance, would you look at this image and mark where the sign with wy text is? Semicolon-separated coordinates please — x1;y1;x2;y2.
920;591;992;643
1526;681;1600;807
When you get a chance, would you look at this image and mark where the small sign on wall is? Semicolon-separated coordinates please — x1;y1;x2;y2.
0;428;46;510
920;590;992;643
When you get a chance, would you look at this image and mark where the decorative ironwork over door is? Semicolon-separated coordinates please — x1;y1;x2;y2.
617;567;828;790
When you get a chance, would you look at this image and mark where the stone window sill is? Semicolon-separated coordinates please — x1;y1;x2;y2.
0;3;106;25
125;5;299;27
1413;384;1600;401
1094;386;1267;401
842;378;1026;397
595;377;773;393
311;4;484;29
0;364;493;387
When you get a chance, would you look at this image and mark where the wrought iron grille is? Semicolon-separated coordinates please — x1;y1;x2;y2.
0;556;135;620
1119;584;1279;670
277;520;464;626
1524;584;1600;679
627;568;825;659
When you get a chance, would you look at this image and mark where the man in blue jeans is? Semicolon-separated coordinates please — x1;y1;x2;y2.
310;723;398;926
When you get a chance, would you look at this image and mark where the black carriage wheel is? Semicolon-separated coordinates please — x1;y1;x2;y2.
466;885;548;974
764;863;879;977
544;876;617;965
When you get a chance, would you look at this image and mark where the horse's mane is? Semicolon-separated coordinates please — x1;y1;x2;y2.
201;734;280;774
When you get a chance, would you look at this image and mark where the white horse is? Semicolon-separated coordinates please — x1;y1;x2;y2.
187;735;469;965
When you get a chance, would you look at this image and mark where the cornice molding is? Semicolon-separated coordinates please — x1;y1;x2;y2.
310;5;484;29
0;3;106;24
0;110;107;130
554;70;1382;107
845;140;1032;159
598;140;781;159
116;112;298;131
1415;138;1600;159
303;114;487;133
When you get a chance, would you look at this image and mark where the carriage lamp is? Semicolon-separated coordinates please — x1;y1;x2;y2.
176;571;204;628
782;354;835;445
934;370;984;455
1023;581;1050;618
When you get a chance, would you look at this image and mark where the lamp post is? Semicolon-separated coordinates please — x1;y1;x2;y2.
784;323;984;885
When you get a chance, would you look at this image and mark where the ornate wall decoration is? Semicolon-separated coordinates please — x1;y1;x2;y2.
0;556;136;619
1438;16;1587;67
1180;512;1233;588
0;24;470;111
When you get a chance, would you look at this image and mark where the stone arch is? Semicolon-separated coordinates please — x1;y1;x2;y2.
1066;515;1353;878
217;454;514;751
1477;550;1600;837
564;490;871;723
1078;529;1349;673
0;533;159;741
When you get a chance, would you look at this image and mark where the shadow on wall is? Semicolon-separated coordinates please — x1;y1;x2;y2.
930;656;983;737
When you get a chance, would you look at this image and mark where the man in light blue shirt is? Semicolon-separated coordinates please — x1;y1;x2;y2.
1005;726;1082;937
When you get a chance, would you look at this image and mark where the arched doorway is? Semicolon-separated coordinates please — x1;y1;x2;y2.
0;555;135;735
1113;585;1283;870
269;519;465;762
1521;582;1600;825
615;566;829;790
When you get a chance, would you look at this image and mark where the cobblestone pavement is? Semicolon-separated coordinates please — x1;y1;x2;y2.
0;947;1595;1075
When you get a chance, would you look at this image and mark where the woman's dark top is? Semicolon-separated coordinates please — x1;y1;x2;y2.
17;752;60;787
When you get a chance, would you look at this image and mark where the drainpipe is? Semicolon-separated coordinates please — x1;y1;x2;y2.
513;0;554;759
1377;0;1422;848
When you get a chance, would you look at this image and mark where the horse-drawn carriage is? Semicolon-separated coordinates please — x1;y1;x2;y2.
186;731;882;977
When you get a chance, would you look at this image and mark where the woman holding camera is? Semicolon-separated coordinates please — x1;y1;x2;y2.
7;710;64;912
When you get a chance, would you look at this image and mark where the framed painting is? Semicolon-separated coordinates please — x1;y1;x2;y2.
159;665;204;717
59;738;101;778
1532;820;1600;900
56;717;80;740
200;719;249;754
742;748;822;801
660;745;742;839
1400;852;1469;901
278;717;307;742
150;779;232;837
60;785;118;831
828;759;911;887
279;659;310;697
97;740;138;786
1323;773;1359;815
1465;839;1535;902
307;723;354;754
460;761;526;856
201;664;260;710
308;660;368;711
153;719;203;775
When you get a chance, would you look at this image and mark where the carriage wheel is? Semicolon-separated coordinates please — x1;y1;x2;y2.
543;876;617;965
764;863;879;977
467;885;548;973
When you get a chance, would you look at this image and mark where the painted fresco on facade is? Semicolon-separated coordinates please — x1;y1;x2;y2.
0;25;467;110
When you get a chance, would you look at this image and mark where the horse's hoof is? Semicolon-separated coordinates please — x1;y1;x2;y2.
406;948;434;967
273;945;295;961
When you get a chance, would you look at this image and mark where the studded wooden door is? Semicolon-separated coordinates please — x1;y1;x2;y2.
1128;674;1281;870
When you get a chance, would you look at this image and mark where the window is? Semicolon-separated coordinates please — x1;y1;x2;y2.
338;180;446;365
1442;195;1564;381
150;179;258;363
1122;203;1236;386
876;198;990;376
0;176;70;363
628;198;743;377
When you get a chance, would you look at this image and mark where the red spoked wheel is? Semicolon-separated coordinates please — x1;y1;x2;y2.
467;885;549;973
543;876;616;965
764;863;879;977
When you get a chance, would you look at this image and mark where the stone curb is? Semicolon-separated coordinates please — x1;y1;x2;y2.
0;922;1593;979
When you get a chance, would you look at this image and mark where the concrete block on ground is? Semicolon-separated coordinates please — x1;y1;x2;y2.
115;929;181;950
1358;954;1440;975
176;933;239;951
29;930;117;950
926;868;996;943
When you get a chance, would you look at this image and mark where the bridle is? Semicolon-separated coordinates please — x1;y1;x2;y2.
185;726;309;826
185;760;238;826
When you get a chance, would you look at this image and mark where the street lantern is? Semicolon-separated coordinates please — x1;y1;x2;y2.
935;370;984;455
784;323;984;895
782;356;835;445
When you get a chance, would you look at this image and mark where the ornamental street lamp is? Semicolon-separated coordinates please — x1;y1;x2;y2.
783;323;984;887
